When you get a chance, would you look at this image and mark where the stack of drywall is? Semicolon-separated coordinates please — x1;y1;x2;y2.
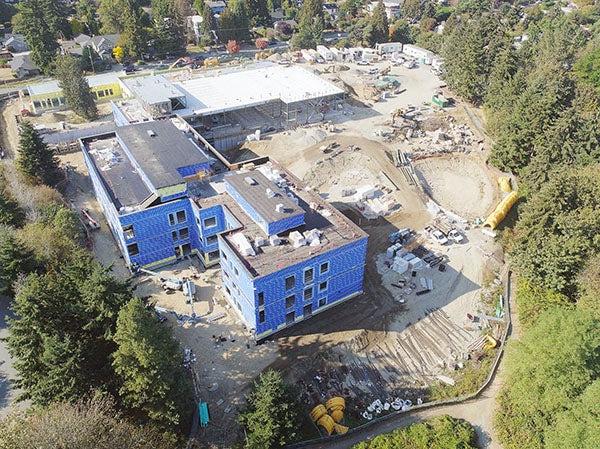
386;242;403;259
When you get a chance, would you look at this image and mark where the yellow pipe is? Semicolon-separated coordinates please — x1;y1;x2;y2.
483;191;518;229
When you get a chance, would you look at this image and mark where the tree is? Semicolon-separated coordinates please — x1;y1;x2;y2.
248;0;272;28
54;55;98;121
16;122;60;187
353;415;477;449
113;46;125;62
573;41;600;92
152;0;186;56
0;396;179;449
112;298;192;429
0;226;36;296
291;0;324;49
255;37;269;49
198;4;217;46
510;166;600;297
544;380;600;449
76;0;100;35
578;254;600;319
227;39;240;53
515;277;572;328
218;0;251;42
14;0;60;72
193;0;204;14
114;0;148;59
369;0;389;45
441;13;510;104
239;369;299;449
0;192;25;228
494;309;600;449
389;18;413;43
99;0;126;33
7;252;131;405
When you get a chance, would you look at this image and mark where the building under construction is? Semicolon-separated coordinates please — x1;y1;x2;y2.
112;62;346;153
80;118;367;339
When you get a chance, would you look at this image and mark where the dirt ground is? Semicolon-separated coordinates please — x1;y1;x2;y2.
25;58;506;447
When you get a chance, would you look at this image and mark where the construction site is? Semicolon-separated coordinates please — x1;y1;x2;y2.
1;49;513;447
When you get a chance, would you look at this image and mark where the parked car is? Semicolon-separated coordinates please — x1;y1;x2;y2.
448;229;464;244
123;64;138;74
430;229;448;245
357;60;370;66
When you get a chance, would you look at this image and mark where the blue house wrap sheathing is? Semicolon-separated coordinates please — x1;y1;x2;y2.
80;120;368;339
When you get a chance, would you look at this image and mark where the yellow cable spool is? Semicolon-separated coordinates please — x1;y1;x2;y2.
331;409;344;423
317;414;335;435
334;423;349;435
483;191;518;229
309;404;327;422
325;397;345;412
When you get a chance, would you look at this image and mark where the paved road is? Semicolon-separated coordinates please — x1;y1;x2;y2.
0;297;23;417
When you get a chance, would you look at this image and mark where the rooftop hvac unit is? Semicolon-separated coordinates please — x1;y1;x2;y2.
275;203;285;213
289;230;306;248
269;235;281;246
266;188;276;198
254;236;266;247
244;176;257;185
146;129;156;137
231;232;256;256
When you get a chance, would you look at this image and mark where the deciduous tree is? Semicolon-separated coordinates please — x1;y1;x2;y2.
0;396;179;449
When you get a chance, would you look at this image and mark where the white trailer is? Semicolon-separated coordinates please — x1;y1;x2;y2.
316;45;335;61
375;42;404;55
402;44;436;65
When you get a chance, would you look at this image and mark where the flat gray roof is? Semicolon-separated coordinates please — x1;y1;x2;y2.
122;75;185;105
116;120;210;190
224;170;304;224
85;135;152;209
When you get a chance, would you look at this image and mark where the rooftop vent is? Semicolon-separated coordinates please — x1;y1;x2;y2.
275;203;285;213
146;129;156;137
266;188;276;198
244;176;257;185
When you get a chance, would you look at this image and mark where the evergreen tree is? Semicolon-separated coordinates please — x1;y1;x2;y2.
291;0;324;49
7;251;131;405
16;122;60;186
14;0;59;72
0;226;36;295
118;0;148;58
239;370;300;449
99;0;126;33
76;0;100;35
370;0;389;45
218;0;251;43
0;192;25;228
54;55;98;121
248;0;272;28
152;0;187;56
199;4;217;46
113;298;192;429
